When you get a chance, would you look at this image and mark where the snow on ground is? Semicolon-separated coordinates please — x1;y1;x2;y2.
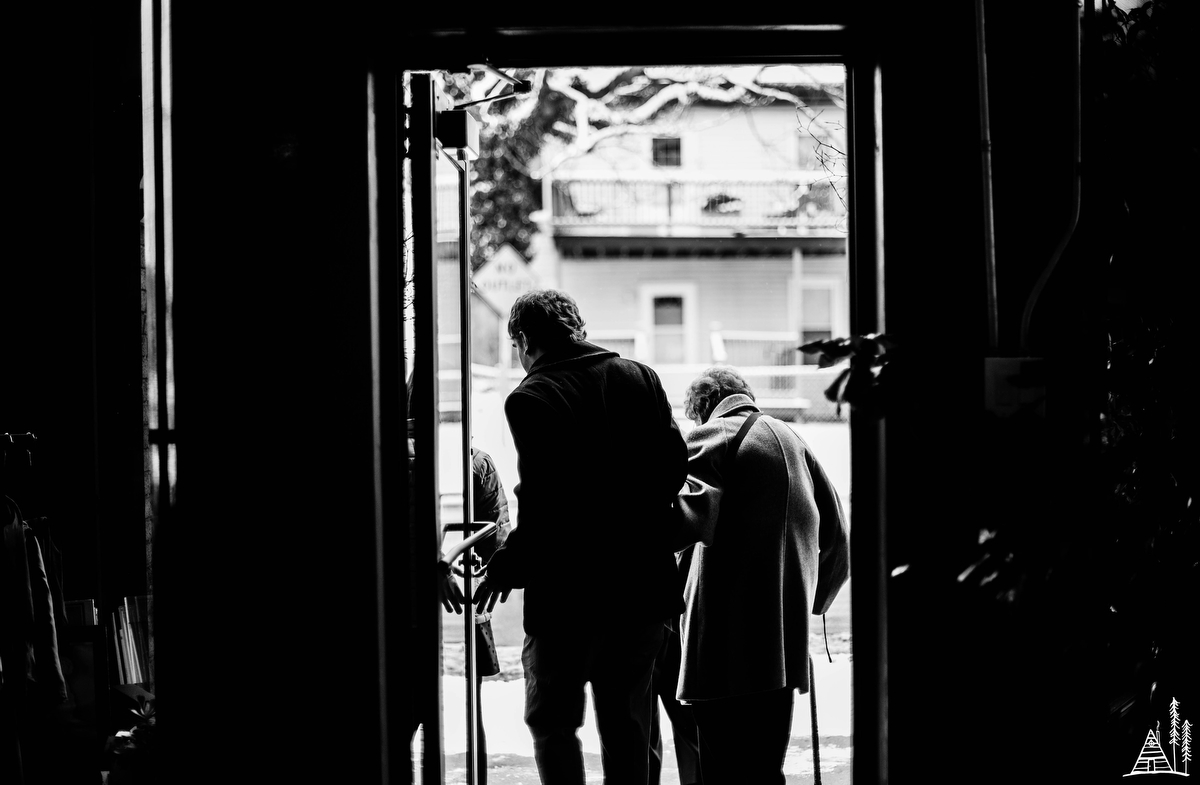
441;654;854;757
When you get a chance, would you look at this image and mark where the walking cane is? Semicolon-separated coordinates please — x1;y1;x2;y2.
809;654;822;785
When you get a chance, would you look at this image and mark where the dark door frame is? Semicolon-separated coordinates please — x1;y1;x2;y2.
388;21;887;785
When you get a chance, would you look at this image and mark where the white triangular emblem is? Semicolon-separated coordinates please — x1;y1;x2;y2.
1125;729;1180;776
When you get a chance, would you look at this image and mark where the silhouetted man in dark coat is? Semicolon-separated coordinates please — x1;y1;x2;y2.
476;289;687;785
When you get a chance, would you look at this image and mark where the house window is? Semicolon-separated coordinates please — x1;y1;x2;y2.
652;137;681;167
801;286;834;365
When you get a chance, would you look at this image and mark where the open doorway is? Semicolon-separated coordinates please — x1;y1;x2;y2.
410;62;857;785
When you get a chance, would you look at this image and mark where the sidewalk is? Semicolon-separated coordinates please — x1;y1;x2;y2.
438;649;854;785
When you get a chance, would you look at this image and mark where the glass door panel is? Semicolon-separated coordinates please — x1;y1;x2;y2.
437;125;478;785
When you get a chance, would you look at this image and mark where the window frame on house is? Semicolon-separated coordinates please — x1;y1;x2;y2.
797;274;847;365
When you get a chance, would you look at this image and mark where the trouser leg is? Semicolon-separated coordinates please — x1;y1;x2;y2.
691;688;794;785
649;627;668;785
0;688;24;785
655;627;702;784
523;632;589;785
589;621;665;785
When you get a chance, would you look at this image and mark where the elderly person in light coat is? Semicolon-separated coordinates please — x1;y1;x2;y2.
672;366;850;785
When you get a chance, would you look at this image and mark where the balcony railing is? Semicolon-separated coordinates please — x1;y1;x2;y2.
550;172;847;236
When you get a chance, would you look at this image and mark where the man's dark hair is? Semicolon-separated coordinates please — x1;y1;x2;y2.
508;289;587;350
683;366;756;424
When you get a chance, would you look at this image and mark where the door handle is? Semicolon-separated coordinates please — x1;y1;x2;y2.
438;521;499;573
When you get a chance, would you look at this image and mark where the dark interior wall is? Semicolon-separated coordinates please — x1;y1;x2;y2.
880;1;1195;783
5;3;146;631
885;1;1105;780
7;4;421;781
155;6;388;783
871;2;1011;780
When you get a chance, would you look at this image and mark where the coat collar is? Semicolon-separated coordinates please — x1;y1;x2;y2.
710;393;760;420
526;339;619;375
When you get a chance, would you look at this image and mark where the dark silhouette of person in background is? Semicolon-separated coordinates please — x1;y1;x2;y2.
475;289;688;785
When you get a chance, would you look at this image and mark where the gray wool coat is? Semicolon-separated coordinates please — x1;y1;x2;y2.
673;394;850;703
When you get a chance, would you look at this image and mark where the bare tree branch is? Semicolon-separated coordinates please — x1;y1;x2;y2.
465;64;849;263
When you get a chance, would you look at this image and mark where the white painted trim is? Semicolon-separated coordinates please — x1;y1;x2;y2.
638;281;700;365
588;329;643;359
719;329;800;341
797;273;848;339
788;248;803;334
553;168;833;184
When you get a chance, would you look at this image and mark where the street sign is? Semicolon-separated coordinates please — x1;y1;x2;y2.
473;244;538;315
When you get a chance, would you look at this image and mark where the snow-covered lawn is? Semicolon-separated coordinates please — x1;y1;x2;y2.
435;654;854;784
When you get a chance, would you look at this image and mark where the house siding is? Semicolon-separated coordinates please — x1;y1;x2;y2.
561;253;846;364
556;103;847;176
534;74;850;422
